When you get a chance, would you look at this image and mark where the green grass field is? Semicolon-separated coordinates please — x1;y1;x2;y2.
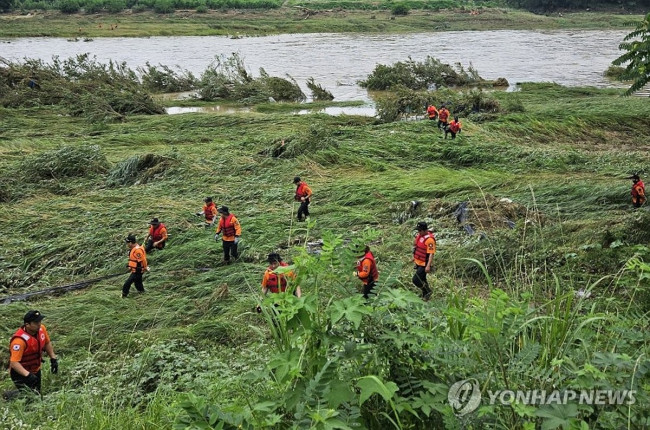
0;8;645;37
1;77;649;428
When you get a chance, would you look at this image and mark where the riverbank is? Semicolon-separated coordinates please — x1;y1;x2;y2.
0;8;644;37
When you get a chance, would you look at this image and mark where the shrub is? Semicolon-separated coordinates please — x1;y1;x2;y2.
374;86;502;123
360;56;487;91
84;0;104;13
139;62;197;93
604;65;626;80
306;77;334;101
195;3;206;12
106;153;178;186
391;2;409;15
58;0;79;13
131;2;147;11
153;0;173;13
259;70;305;102
197;54;304;103
105;0;126;12
21;145;109;181
0;55;165;120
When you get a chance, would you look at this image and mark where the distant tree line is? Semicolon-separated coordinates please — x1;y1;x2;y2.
0;0;281;13
502;0;650;11
1;0;649;15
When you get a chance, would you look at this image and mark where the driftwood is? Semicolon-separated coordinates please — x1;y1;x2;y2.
1;273;124;305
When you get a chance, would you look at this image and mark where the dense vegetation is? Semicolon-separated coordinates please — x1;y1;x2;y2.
1;0;649;15
1;40;649;429
613;12;650;96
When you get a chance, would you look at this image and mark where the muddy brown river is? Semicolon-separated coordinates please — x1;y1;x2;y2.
1;30;628;108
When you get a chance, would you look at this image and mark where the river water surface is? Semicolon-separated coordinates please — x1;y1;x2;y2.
1;30;627;108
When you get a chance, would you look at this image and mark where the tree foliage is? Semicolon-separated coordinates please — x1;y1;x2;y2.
503;0;650;12
0;0;13;12
612;13;650;95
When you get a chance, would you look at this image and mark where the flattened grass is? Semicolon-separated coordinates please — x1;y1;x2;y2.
1;83;649;428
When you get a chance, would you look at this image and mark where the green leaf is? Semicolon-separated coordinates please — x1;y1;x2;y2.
535;403;579;430
330;296;372;329
357;375;399;405
325;380;355;408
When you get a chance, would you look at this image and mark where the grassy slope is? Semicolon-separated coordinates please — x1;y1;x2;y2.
0;83;649;426
0;9;645;37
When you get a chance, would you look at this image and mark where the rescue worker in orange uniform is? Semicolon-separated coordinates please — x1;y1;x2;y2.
8;310;58;394
445;116;462;140
356;245;379;299
412;221;436;301
630;174;646;208
437;105;450;130
123;234;148;298
215;206;241;264
293;176;313;222
144;218;168;253
426;104;438;121
261;253;301;297
196;196;218;227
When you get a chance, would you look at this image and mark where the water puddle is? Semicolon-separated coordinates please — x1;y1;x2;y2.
295;106;375;117
166;105;375;116
166;105;251;115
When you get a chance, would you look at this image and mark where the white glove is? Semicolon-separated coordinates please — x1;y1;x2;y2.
146;266;151;272
214;233;220;241
234;237;240;245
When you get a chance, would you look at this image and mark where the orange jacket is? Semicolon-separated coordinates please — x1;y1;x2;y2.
127;244;148;273
216;214;241;241
427;105;438;119
148;223;168;243
632;180;646;205
448;119;462;133
438;108;450;123
294;182;312;201
356;251;379;285
9;325;51;373
413;231;436;267
203;202;217;223
261;262;293;293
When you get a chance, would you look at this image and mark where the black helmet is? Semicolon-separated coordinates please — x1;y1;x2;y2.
293;176;301;184
416;221;428;231
125;234;137;243
204;196;213;203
